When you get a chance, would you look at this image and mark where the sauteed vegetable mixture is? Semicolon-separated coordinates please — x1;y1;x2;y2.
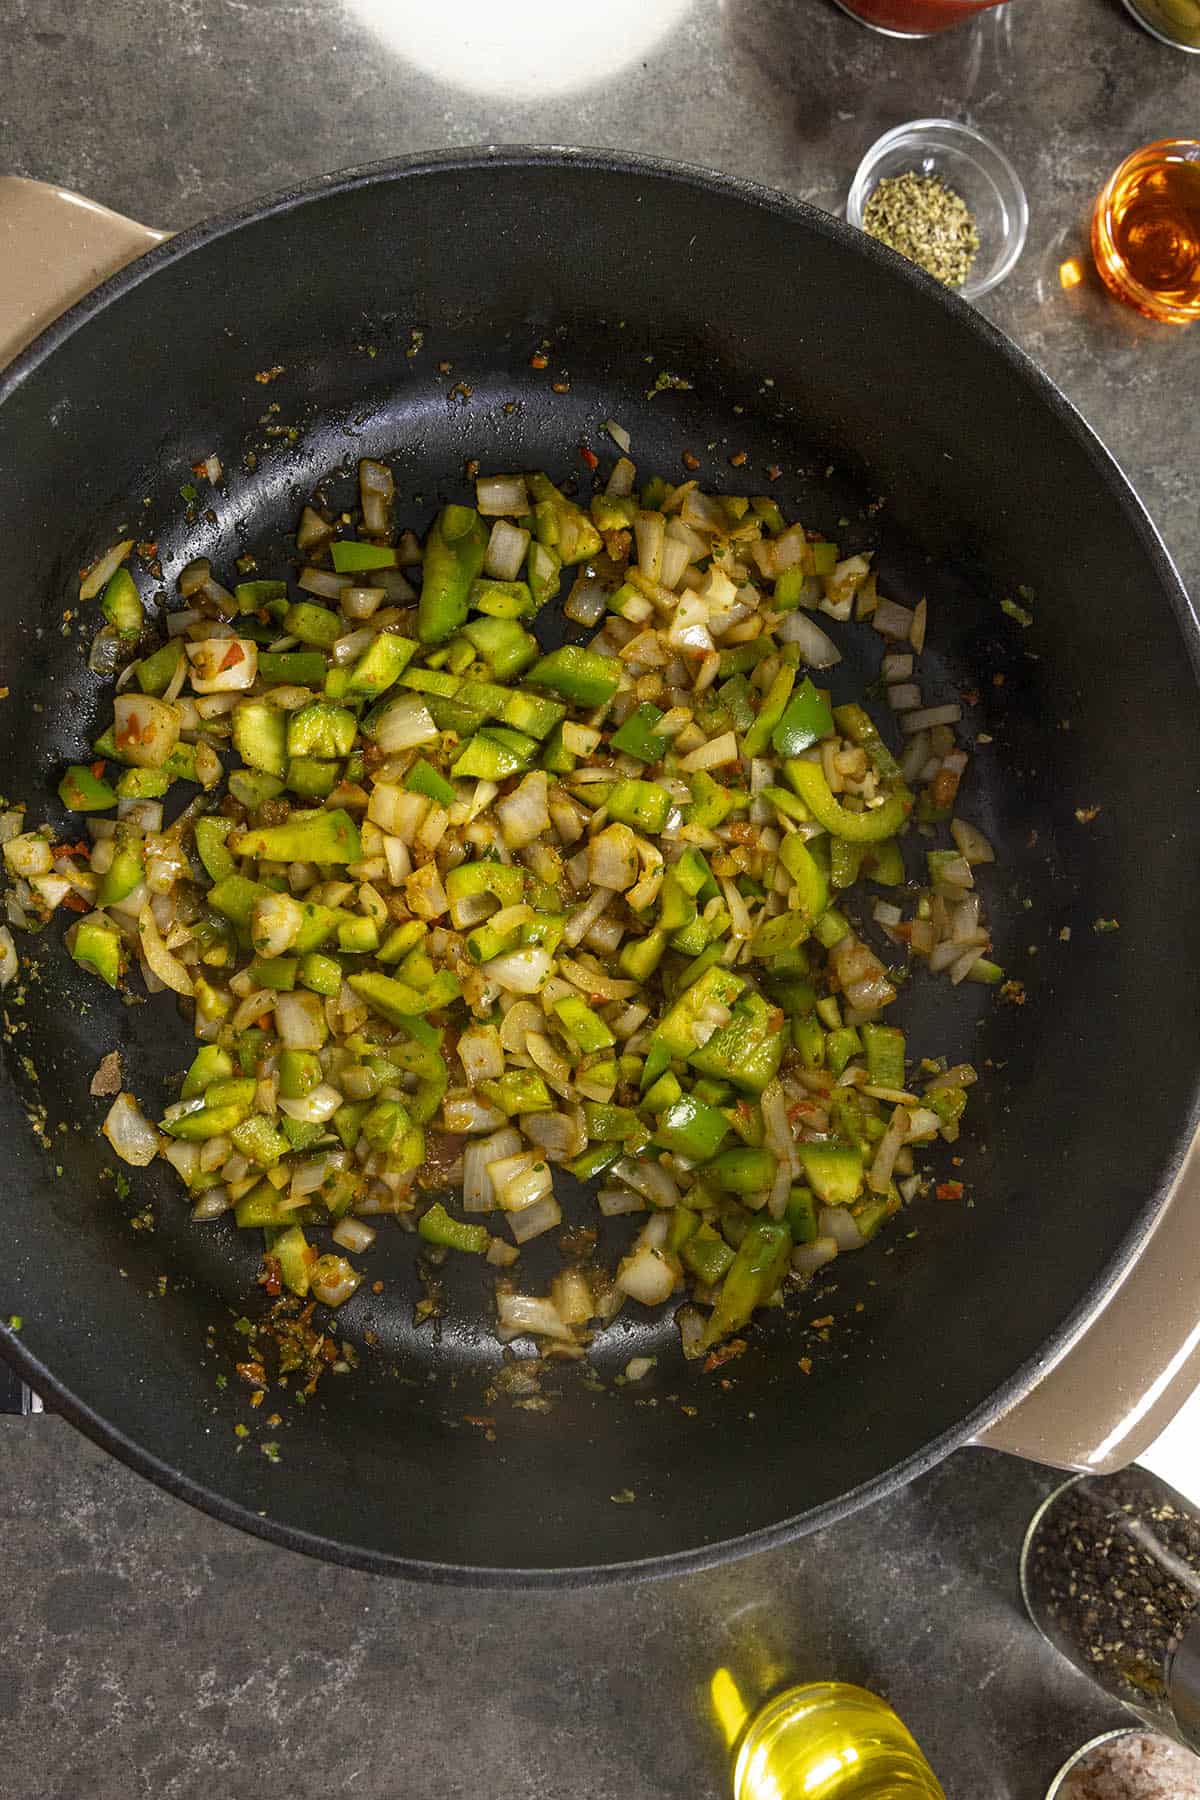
0;444;998;1358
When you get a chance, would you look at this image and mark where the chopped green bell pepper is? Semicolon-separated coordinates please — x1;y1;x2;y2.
682;1223;737;1286
469;577;534;619
419;505;489;643
135;638;184;696
527;645;620;709
610;703;666;763
347;632;416;696
287;702;358;761
235;808;362;865
786;1184;819;1244
567;1142;624;1182
286;758;339;800
70;916;122;987
554;995;616;1054
297;951;342;997
772;678;834;757
101;567;143;639
862;1023;905;1089
181;1045;234;1100
330;540;396;573
928;1086;967;1130
461;615;538;679
228;770;284;812
258;650;328;686
484;1069;554;1116
708;1145;777;1196
361;1097;411;1154
418;1202;489;1254
798;1142;864;1206
283;601;343;649
269;1223;313;1296
528;472;603;566
192;820;233;889
619;928;667;983
740;665;795;760
231;1114;291;1167
607;779;671;834
404;758;457;806
653;963;744;1058
248;956;297;990
59;764;118;812
115;766;171;800
348;970;440;1028
702;1218;792;1347
685;771;746;830
234;700;287;778
833;702;902;783
785;758;910;843
653;1095;730;1162
451;729;535;781
234;579;288;611
689;999;784;1095
277;1049;321;1099
825;1027;862;1078
779;833;830;921
863;838;905;886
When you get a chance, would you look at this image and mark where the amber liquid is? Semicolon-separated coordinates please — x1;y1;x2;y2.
1095;156;1200;321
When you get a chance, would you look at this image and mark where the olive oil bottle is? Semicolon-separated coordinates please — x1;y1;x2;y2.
732;1681;945;1800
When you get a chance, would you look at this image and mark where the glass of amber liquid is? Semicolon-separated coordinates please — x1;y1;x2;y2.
1091;139;1200;324
831;0;1007;36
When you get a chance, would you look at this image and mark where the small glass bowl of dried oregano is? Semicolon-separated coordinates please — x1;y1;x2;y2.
847;118;1028;301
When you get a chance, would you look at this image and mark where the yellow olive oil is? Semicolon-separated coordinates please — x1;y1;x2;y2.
733;1682;945;1800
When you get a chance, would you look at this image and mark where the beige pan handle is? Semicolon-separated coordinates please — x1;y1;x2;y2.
2;175;1199;1484
974;1122;1200;1486
0;177;166;367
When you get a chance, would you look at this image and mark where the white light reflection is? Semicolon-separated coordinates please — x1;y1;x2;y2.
344;0;695;100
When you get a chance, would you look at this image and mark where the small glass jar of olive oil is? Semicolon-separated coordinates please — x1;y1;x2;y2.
733;1682;945;1800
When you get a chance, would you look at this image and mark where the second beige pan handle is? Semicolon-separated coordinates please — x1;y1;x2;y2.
973;1122;1200;1474
0;177;166;368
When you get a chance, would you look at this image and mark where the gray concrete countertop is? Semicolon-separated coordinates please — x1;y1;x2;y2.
1;1;1196;1795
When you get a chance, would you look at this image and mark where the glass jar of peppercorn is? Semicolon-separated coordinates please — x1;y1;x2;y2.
1021;1466;1200;1749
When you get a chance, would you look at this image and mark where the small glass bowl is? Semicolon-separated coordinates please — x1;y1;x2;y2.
847;118;1029;301
1044;1726;1200;1798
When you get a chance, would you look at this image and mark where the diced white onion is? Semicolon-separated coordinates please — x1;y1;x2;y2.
476;473;527;516
185;639;258;694
368;693;439;753
483;519;531;581
777;610;842;667
615;1244;678;1306
496;1293;574;1343
332;1217;377;1253
483;946;551;994
138;903;193;996
901;704;962;735
509;1193;562;1243
950;817;995;865
463;1126;521;1212
278;1083;343;1124
273;991;327;1049
80;539;134;602
102;1092;160;1166
820;1205;866;1251
793;1237;839;1275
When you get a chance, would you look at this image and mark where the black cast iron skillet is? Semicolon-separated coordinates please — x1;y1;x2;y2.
0;150;1197;1585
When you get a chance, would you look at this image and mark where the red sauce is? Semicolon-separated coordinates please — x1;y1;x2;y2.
839;0;1001;31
